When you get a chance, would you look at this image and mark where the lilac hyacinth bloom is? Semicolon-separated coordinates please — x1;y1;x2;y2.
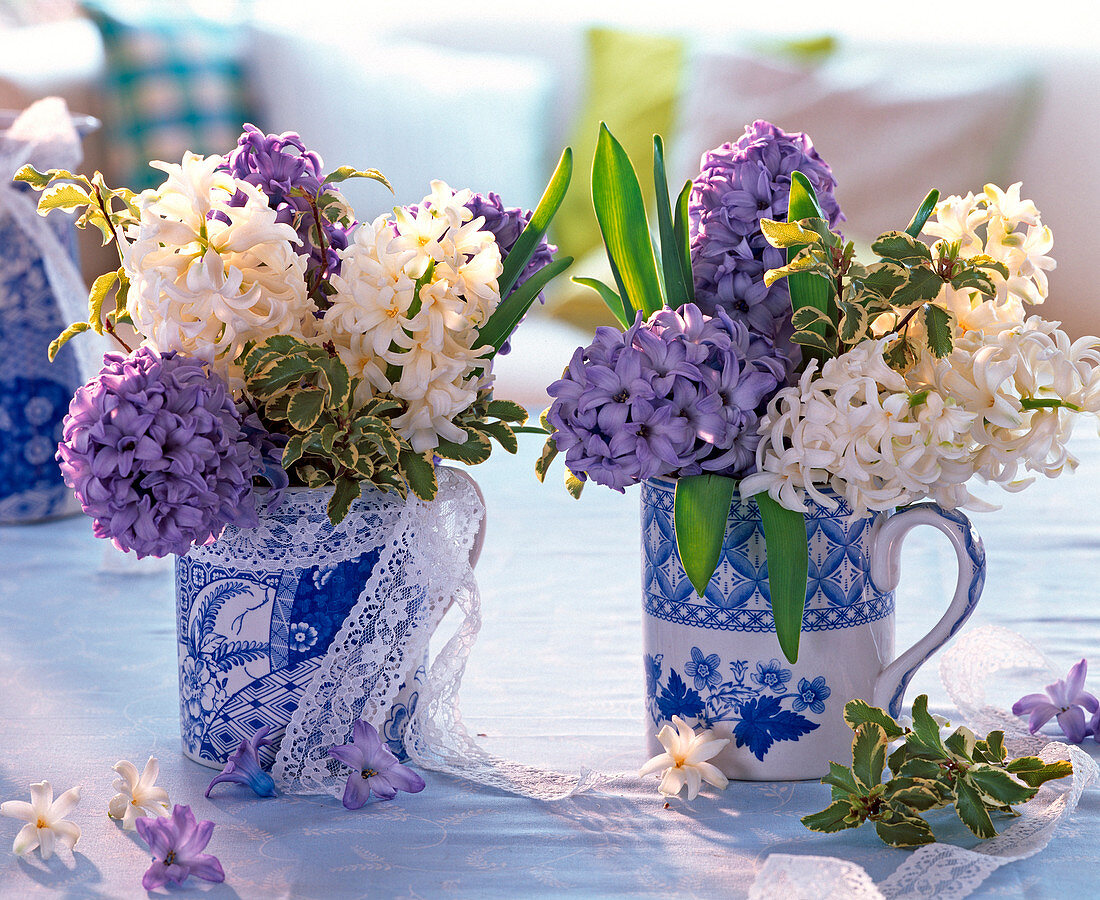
135;804;225;890
56;348;261;559
1012;659;1099;743
225;123;351;285
205;725;277;798
689;120;843;349
547;304;786;491
328;720;426;809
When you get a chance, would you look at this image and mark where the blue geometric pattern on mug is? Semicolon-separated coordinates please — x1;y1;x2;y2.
647;647;830;761
641;477;892;631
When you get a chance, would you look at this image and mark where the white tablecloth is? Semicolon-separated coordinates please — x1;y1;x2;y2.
2;431;1099;899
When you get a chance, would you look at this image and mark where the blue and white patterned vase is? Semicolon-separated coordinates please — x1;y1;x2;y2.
0;175;82;524
641;477;986;781
174;486;427;769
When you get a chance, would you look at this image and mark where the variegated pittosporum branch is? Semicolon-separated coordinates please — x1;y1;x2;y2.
241;335;526;524
14;164;140;358
802;695;1072;848
761;218;1009;370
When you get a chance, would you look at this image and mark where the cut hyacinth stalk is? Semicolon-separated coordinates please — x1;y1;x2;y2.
674;474;736;598
754;491;810;663
591;124;664;319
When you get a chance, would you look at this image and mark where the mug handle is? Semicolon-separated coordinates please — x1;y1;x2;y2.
869;503;986;717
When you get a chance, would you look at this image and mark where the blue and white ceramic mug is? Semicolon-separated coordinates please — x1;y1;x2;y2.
175;479;485;769
641;477;985;781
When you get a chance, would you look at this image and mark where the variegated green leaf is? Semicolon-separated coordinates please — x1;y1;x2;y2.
485;399;527;423
565;469;584;499
923;304;953;358
327;476;362;525
872;231;933;264
801;800;862;834
38;182;92;214
286;387;327;431
323;166;392;192
535;436;559;483
48;320;90;361
399;448;437;500
759;217;822;248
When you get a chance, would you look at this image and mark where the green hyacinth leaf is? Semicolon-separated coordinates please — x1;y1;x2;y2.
672;179;694;304
674;474;736;598
904;189;940;238
498;146;573;301
572;276;631;328
754;491;809;663
592;124;664;317
786;172;833;367
653;135;692;306
474;255;573;356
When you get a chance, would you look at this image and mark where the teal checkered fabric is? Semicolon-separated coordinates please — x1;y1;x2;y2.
85;2;254;190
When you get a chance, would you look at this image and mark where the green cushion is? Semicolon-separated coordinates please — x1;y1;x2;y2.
552;27;686;268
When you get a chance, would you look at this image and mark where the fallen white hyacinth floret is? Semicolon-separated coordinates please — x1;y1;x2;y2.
108;757;171;830
638;715;730;800
0;780;81;858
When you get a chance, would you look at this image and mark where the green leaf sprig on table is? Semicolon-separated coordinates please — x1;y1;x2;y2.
802;695;1073;848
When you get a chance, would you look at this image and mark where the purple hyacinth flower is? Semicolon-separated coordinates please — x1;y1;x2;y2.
56;348;261;558
205;726;277;798
689;119;843;357
135;804;225;891
328;720;426;809
1012;659;1099;743
224;123;351;286
547;303;786;490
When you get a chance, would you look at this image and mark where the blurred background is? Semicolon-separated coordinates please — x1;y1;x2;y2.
2;0;1097;404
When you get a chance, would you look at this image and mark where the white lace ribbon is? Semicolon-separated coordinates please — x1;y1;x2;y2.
272;466;593;800
749;625;1099;899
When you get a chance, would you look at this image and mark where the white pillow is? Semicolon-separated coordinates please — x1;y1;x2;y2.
670;44;1039;240
245;21;555;217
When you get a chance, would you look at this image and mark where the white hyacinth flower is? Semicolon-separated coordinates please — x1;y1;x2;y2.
124;152;311;387
108;757;170;830
328;181;502;452
638;716;729;800
1;781;81;858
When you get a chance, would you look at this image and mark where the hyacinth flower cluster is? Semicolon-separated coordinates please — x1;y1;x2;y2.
742;183;1100;520
27;125;572;549
224;124;352;299
56;348;261;558
689;119;843;350
547;303;785;491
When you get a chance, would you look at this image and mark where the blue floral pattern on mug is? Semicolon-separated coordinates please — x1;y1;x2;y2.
650;646;831;761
